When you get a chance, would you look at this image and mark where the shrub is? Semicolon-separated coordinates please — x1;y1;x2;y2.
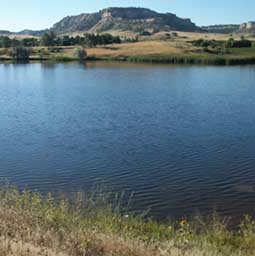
8;47;30;60
139;30;152;36
192;39;222;48
0;48;8;56
226;38;252;48
38;48;49;59
75;48;87;61
0;36;12;48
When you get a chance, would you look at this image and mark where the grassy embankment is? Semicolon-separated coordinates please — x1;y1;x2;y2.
1;187;255;255
1;31;255;65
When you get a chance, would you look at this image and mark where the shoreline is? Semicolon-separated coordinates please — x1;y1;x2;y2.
0;187;255;256
1;55;255;66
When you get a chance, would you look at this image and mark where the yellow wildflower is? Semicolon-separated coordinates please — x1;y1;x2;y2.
180;220;187;226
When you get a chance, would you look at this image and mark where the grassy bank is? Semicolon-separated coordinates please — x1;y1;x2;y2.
2;54;255;66
86;40;255;65
0;187;255;255
1;40;255;65
127;55;255;65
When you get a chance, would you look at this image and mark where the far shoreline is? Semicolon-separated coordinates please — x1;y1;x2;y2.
1;54;255;66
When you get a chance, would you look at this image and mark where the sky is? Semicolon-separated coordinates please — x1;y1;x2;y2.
1;0;254;31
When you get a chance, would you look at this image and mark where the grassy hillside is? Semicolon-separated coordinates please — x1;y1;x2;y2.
1;187;255;255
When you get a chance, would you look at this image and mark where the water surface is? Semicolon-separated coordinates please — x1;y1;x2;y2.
1;62;255;220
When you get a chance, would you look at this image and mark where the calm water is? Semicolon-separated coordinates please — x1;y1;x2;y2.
1;62;255;220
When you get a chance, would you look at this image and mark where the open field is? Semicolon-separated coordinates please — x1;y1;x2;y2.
1;187;255;256
87;41;190;57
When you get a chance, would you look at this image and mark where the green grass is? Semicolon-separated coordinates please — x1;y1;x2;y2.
126;47;255;65
1;186;255;255
48;56;77;62
228;47;255;57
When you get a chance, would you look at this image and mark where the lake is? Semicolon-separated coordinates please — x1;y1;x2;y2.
1;62;255;221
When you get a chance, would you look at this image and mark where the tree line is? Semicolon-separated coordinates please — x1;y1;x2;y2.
0;32;122;48
192;37;254;49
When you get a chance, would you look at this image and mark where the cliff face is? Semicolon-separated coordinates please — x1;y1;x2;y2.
51;7;202;34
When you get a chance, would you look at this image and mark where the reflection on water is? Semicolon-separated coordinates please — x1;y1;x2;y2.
1;62;255;221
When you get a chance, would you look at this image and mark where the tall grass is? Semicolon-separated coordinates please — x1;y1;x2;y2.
127;55;255;65
0;186;255;255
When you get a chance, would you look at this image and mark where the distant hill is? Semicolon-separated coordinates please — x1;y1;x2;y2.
0;8;254;37
51;7;202;34
0;30;12;35
239;21;255;33
203;22;255;34
202;25;239;34
0;29;47;37
16;29;48;36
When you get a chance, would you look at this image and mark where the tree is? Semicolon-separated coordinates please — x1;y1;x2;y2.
41;32;56;46
75;48;87;61
226;38;252;48
22;38;39;47
38;48;47;60
61;36;71;46
8;47;30;60
0;36;11;48
83;34;97;47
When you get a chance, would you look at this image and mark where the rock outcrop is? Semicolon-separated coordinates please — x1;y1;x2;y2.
239;22;255;33
51;7;202;34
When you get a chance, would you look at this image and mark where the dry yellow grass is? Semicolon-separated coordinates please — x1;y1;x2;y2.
81;32;255;59
0;204;204;256
86;41;191;58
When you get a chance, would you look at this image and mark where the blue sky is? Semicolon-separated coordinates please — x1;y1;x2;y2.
1;0;254;31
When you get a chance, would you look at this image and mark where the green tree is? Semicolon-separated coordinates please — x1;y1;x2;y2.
22;38;39;47
8;47;30;60
41;32;56;46
0;36;11;48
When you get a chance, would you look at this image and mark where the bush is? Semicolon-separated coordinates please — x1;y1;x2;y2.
75;48;87;61
226;38;252;48
0;48;8;55
192;39;221;48
8;47;30;60
0;36;12;48
38;48;49;59
139;30;152;36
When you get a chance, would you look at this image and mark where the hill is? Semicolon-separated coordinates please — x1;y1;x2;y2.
0;30;12;35
51;7;202;35
202;24;239;34
1;8;254;36
203;22;255;34
239;21;255;33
